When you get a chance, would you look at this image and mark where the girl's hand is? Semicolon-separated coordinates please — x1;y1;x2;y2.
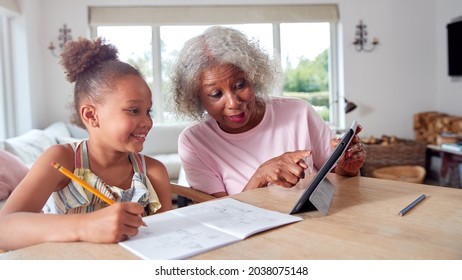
334;124;367;176
77;202;146;243
246;150;311;190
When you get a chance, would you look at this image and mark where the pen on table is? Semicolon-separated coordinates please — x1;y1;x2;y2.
399;194;426;216
51;161;147;227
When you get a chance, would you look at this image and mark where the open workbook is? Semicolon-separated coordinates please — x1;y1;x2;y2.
119;198;303;260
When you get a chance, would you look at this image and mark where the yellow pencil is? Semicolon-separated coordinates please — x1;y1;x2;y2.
51;161;115;205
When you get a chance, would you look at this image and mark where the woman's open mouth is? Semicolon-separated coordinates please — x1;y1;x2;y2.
227;112;246;122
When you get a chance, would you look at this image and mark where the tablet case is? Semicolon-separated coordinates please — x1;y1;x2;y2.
290;120;358;215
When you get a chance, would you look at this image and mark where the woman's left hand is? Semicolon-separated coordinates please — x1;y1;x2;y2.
333;124;367;176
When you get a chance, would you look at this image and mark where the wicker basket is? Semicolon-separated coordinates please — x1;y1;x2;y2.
372;165;426;184
360;139;427;177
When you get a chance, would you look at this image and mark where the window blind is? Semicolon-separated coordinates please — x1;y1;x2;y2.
89;4;339;26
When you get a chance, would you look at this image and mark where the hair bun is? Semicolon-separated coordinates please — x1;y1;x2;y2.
59;37;119;83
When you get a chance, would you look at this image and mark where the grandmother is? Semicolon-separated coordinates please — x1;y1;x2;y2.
170;26;366;197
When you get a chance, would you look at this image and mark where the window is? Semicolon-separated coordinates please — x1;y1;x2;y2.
90;5;340;127
0;15;6;138
280;23;332;121
0;14;13;138
0;1;19;138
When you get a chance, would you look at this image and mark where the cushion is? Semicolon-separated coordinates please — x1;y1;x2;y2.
143;123;187;155
4;129;56;166
0;150;29;200
43;122;88;141
43;122;72;140
66;123;88;139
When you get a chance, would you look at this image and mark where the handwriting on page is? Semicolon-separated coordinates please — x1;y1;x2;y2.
119;198;302;259
123;211;238;259
139;222;235;252
173;198;297;239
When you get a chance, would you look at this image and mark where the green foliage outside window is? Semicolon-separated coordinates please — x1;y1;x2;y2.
283;49;330;121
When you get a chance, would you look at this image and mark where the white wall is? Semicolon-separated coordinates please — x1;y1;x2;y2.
342;0;439;138
11;0;462;139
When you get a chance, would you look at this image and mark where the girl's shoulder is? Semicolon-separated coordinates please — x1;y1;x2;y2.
34;144;77;176
140;154;168;174
41;143;76;162
139;153;172;211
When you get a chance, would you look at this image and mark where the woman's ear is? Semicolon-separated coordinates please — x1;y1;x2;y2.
81;104;99;128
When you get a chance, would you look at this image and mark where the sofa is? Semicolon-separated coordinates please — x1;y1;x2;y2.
0;121;188;207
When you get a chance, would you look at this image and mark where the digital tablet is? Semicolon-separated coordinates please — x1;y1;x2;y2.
290;120;358;215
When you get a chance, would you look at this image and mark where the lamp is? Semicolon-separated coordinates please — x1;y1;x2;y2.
48;24;72;57
345;98;357;113
352;20;379;52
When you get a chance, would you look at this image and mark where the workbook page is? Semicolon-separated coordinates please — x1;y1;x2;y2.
119;211;238;260
119;198;302;259
174;198;303;239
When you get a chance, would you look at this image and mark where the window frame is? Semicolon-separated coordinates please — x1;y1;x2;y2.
0;14;15;138
89;5;341;128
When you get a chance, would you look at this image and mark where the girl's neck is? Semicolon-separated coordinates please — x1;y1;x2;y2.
85;140;134;189
85;139;130;168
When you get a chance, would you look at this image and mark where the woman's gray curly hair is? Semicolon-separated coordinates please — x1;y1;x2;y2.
170;26;283;121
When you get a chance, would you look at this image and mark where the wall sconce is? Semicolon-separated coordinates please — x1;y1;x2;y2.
352;20;379;52
48;24;72;57
345;98;357;113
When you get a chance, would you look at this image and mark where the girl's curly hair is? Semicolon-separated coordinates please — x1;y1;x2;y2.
169;26;283;121
60;37;143;128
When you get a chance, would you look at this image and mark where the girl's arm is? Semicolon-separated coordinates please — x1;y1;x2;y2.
0;145;145;250
0;202;145;250
144;156;173;213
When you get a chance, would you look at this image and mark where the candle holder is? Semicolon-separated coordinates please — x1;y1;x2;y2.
352;20;379;52
48;24;72;58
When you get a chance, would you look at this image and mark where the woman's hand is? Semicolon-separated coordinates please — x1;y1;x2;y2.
245;150;311;190
334;124;367;176
77;202;146;243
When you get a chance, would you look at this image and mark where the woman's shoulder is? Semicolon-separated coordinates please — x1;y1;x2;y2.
269;96;314;113
269;96;311;107
179;119;216;139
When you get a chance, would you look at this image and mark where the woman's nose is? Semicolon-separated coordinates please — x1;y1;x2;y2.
226;93;241;109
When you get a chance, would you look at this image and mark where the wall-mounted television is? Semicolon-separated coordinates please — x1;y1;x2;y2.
447;18;462;76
